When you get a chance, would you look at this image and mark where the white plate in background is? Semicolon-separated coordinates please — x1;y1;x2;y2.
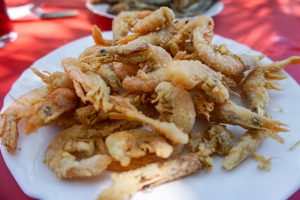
85;1;224;19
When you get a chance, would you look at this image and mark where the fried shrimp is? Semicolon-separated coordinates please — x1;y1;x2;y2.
0;86;78;153
62;57;113;112
44;125;112;178
121;45;172;92
112;10;151;41
166;60;229;103
132;7;175;35
31;68;74;89
98;152;202;200
168;15;214;56
23;87;78;134
243;56;300;115
108;96;189;144
210;100;287;132
94;43;172;92
155;81;195;133
193;27;258;77
105;129;173;166
222;57;300;170
222;130;264;170
222;126;283;171
132;26;175;49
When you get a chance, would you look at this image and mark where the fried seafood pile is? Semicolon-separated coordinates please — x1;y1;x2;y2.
1;7;300;200
90;0;219;17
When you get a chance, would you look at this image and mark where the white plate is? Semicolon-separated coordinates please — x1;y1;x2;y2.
1;32;300;200
85;1;224;19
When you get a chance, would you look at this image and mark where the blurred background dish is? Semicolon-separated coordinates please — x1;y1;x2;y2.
86;0;224;18
0;0;17;48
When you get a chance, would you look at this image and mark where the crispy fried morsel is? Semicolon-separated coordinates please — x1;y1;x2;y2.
112;11;151;41
31;68;74;89
85;28;175;62
44;125;112;178
193;26;258;77
120;63;140;76
108;154;160;172
97;64;121;92
81;28;175;67
23;87;79;134
192;89;215;120
112;62;140;81
166;60;229;103
223;130;265;170
94;120;142;137
92;25;113;46
251;153;272;171
155;81;195;133
132;7;175;35
62;57;113;112
50;111;78;127
98;152;202;200
123;92;158;117
108;96;189;144
188;125;233;156
170;144;185;157
168;16;213;56
117;26;175;49
94;43;172;92
0;87;49;153
210;100;287;132
132;26;175;49
174;51;199;60
187;132;215;171
188;132;204;152
112;62;129;81
105;129;173;166
76;105;108;126
0;115;18;153
207;124;233;156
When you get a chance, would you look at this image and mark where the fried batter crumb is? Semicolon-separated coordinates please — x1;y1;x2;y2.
251;153;272;171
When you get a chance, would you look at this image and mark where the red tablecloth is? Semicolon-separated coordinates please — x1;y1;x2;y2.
0;0;300;199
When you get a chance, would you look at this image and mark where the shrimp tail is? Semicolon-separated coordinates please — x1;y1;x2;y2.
92;25;112;46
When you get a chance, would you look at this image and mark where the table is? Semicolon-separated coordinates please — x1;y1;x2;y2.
0;0;299;199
